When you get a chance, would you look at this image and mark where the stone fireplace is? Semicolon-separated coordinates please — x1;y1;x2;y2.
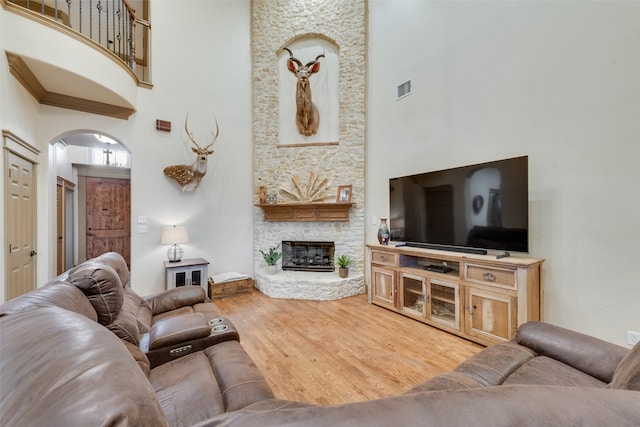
251;1;366;300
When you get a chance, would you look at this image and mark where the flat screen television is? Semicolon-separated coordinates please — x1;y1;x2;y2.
389;156;529;255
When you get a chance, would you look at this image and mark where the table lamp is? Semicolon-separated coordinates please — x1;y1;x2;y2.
161;225;188;262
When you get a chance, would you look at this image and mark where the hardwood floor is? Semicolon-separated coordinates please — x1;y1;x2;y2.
214;290;483;405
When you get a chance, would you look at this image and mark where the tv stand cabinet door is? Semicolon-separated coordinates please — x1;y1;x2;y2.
464;286;516;344
371;266;398;310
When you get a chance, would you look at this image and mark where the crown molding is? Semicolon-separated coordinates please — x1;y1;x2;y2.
6;52;135;120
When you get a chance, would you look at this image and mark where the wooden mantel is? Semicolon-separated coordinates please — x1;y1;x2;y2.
256;202;353;222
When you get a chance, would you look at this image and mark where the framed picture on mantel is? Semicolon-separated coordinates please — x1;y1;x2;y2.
336;185;352;203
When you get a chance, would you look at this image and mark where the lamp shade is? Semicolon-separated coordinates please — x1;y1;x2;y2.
161;226;188;245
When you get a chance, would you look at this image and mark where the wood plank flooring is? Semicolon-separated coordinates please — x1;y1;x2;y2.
214;290;483;405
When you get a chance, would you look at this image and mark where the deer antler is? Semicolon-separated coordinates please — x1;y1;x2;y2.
185;114;219;150
184;114;201;149
205;120;219;150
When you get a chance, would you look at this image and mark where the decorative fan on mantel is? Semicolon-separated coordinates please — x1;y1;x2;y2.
279;172;332;202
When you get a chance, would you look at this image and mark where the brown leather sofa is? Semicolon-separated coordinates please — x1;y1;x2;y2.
0;253;275;426
202;321;640;426
1;253;639;426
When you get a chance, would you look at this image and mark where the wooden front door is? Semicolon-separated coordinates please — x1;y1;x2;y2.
86;177;130;266
5;151;37;300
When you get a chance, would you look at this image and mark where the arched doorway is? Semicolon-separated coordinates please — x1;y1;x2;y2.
53;131;131;268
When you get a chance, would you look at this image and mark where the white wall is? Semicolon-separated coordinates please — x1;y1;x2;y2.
128;0;253;296
1;0;253;299
0;5;42;296
367;0;640;346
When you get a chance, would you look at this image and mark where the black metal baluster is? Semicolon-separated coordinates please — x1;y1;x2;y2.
96;0;102;44
13;0;138;73
89;0;93;39
105;0;109;50
111;0;116;53
117;0;121;57
124;9;129;66
129;12;134;69
66;0;71;28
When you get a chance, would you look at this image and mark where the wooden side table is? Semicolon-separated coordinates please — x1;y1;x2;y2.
164;258;209;290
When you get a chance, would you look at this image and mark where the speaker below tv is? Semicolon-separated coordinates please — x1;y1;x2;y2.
389;156;529;255
399;241;488;255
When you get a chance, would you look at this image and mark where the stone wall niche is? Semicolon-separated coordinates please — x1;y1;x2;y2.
278;37;339;146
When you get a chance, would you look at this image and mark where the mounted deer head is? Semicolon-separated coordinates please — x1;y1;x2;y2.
163;114;219;192
283;47;325;136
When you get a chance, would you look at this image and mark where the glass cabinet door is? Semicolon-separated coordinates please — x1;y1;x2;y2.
175;271;187;287
428;279;459;329
191;270;202;287
401;273;426;315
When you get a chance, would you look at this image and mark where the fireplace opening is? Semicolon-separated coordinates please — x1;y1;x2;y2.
282;241;335;272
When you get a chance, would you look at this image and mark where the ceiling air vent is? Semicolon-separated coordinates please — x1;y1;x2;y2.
396;79;412;100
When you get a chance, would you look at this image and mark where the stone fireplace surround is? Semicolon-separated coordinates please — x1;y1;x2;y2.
255;268;364;301
251;1;366;301
256;239;364;300
253;226;366;300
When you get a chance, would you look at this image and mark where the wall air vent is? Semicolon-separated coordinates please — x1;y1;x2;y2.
396;79;412;100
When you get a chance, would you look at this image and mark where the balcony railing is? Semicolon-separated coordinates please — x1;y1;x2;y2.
8;0;150;82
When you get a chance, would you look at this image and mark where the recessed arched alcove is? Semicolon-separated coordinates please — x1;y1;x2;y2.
278;36;340;146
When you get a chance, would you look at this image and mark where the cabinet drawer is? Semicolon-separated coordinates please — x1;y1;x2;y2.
464;263;517;290
371;250;398;267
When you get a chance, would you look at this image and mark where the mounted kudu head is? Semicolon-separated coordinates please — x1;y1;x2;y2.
283;47;325;136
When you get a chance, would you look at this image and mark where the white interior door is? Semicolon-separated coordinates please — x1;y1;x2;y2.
5;150;37;300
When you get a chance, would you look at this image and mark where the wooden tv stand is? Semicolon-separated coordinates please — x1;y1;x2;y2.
367;244;544;346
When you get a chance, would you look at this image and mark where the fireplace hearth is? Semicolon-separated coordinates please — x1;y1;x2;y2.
282;241;335;272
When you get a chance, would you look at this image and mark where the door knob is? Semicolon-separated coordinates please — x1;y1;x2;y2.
30;250;37;257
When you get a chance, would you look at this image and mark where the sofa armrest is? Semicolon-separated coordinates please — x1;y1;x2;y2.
515;321;629;383
142;317;240;368
144;286;207;315
194;386;640;426
147;313;211;350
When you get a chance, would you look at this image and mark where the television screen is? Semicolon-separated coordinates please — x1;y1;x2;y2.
389;156;529;254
